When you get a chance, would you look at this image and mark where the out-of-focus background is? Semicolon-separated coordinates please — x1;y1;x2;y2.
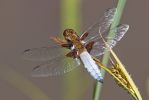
0;0;149;100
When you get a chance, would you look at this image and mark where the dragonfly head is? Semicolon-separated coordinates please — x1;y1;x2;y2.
63;29;79;42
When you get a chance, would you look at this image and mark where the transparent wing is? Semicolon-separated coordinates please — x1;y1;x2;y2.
22;45;63;61
82;8;116;43
22;8;116;62
32;56;81;77
89;24;129;57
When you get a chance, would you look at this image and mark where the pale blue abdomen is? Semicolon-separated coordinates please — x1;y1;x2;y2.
80;51;103;82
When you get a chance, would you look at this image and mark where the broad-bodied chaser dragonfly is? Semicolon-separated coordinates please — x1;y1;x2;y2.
22;8;129;83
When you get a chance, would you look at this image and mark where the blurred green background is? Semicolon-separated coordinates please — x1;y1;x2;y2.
0;0;148;100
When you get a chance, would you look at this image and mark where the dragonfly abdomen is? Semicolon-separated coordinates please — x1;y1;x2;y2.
80;51;103;82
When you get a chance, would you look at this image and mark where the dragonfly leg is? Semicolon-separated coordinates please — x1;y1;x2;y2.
50;36;67;45
80;32;89;40
50;36;72;49
85;41;95;53
66;49;78;59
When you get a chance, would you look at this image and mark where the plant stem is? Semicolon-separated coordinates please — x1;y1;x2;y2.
93;0;127;100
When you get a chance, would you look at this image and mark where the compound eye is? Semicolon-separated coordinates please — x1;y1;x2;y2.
69;29;73;33
63;31;69;37
65;32;68;36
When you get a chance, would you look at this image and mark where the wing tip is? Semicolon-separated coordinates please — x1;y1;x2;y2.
121;24;129;31
23;49;31;52
118;24;129;31
31;66;50;77
106;7;117;14
106;7;116;11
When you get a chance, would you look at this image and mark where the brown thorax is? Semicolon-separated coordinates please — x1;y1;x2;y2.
63;29;85;53
50;29;95;59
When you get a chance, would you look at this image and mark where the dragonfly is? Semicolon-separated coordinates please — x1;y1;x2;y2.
22;8;129;83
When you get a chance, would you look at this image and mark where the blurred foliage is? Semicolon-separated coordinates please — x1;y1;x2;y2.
147;78;149;98
0;64;50;100
61;0;81;31
61;0;90;100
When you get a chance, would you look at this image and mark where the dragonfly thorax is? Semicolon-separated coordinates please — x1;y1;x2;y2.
63;29;85;53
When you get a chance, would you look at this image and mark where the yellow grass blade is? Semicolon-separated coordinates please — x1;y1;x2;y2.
110;49;142;100
92;48;142;100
